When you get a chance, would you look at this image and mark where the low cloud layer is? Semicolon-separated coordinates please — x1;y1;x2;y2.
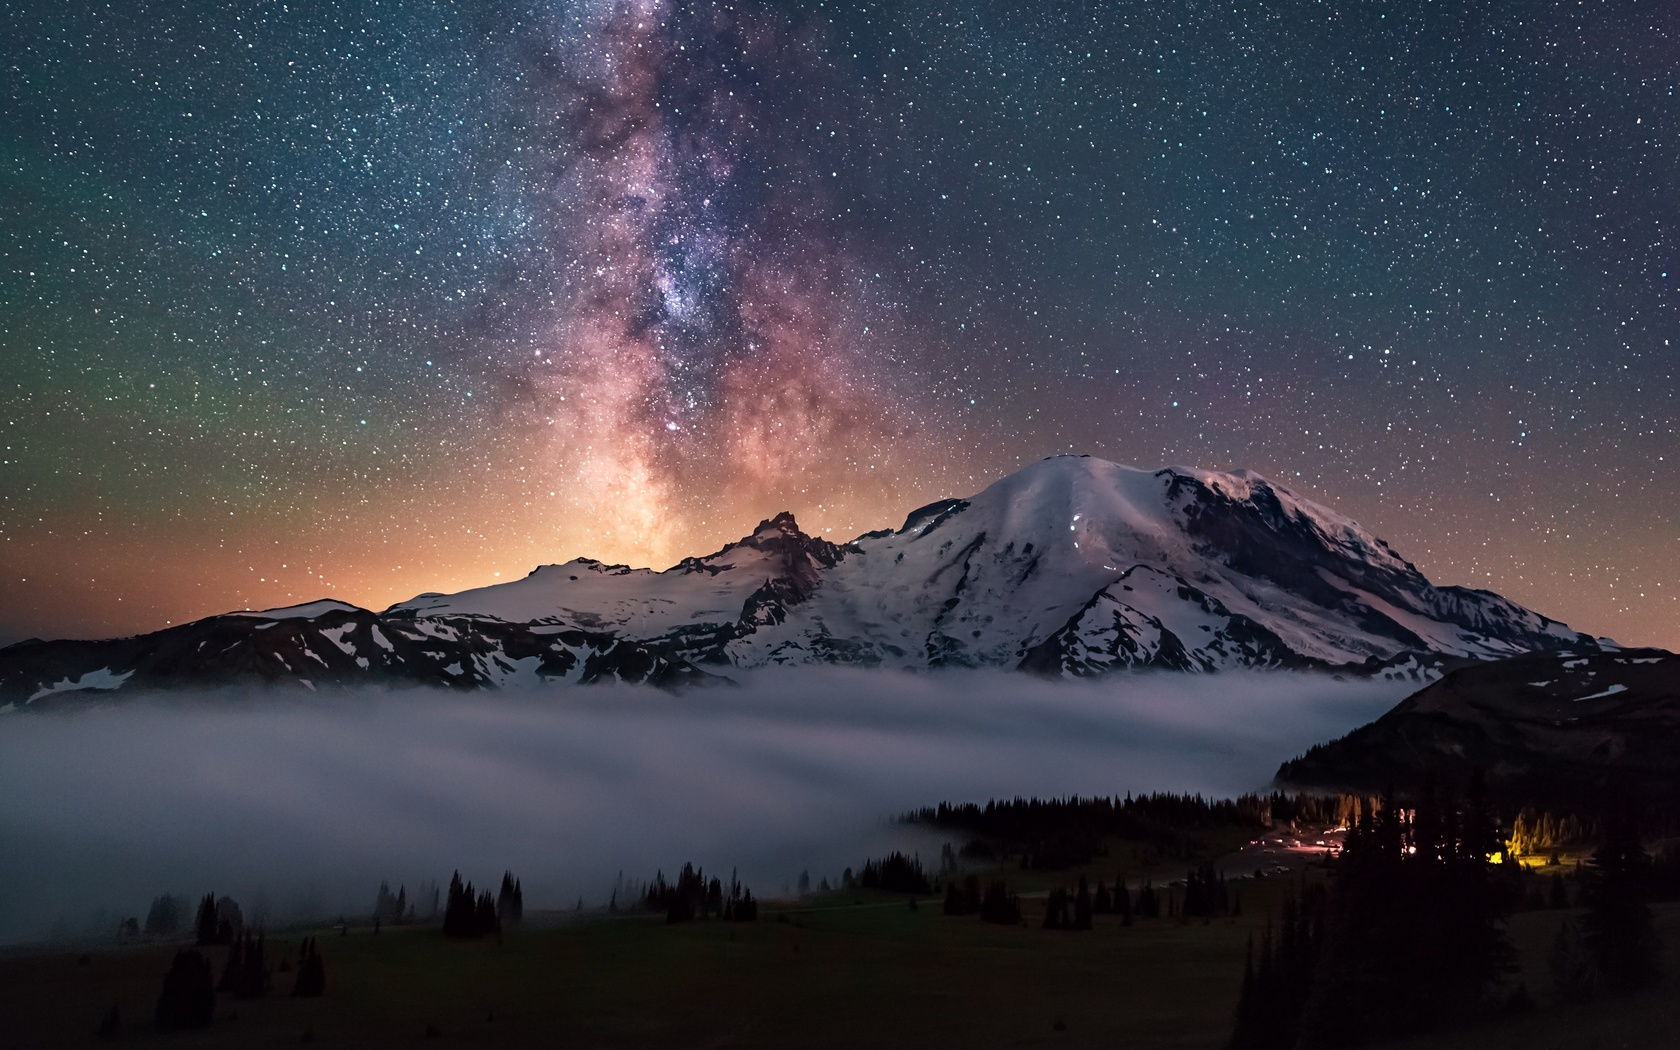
0;669;1411;943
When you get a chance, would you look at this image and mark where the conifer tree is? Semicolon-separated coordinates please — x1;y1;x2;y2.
243;934;266;999
942;881;962;916
1549;918;1595;1003
443;872;492;938
1042;888;1065;930
1136;878;1159;919
443;872;464;936
292;937;325;998
194;893;218;946
1580;811;1661;994
980;880;1022;925
145;894;183;938
497;872;524;928
475;889;499;936
1288;782;1511;1049
155;949;214;1031
218;933;245;993
1226;883;1327;1050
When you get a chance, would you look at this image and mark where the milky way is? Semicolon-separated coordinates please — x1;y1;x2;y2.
2;1;1676;647
518;1;908;565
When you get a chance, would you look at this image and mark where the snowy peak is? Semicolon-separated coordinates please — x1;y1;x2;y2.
230;599;368;620
0;454;1617;704
383;509;853;665
377;453;1611;675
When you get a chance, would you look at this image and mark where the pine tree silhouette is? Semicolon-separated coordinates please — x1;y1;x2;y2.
497;872;524;928
155;949;214;1031
475;890;499;936
980;880;1022;925
1549;918;1595;1003
1074;876;1093;930
1284;781;1511;1049
194;893;218;946
145;894;183;938
292;937;325;998
1581;810;1661;994
443;872;499;938
1226;882;1327;1050
1042;888;1065;930
857;852;934;894
218;932;244;993
943;881;964;915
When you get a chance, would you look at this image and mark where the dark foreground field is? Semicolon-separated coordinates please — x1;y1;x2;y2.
5;860;1679;1048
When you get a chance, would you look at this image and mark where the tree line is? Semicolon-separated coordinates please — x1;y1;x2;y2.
908;791;1361;869
941;875;1025;924
643;863;759;923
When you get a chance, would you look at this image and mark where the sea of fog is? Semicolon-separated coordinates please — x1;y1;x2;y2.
0;668;1414;944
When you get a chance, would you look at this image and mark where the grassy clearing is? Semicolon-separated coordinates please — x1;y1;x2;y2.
4;854;1677;1049
0;862;1289;1050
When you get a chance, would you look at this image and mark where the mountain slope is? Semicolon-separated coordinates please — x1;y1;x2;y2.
1;606;707;710
0;455;1609;706
390;455;1603;673
1276;649;1680;806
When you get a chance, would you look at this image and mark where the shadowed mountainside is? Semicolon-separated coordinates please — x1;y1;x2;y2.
1277;648;1680;805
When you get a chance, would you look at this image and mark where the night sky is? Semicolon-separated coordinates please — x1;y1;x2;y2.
3;1;1676;649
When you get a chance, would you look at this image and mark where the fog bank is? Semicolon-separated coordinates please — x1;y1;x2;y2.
0;668;1412;944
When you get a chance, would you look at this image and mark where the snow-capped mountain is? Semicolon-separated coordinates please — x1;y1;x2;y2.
0;455;1611;707
390;455;1605;674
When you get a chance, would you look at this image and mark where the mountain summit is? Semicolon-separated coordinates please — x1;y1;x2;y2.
0;456;1609;705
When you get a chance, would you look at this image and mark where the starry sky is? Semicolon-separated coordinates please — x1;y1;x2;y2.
3;0;1676;649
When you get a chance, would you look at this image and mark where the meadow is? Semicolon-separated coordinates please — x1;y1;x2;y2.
5;832;1677;1049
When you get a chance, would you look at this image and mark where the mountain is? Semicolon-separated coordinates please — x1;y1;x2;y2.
0;455;1610;708
1275;649;1680;806
2;604;709;711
